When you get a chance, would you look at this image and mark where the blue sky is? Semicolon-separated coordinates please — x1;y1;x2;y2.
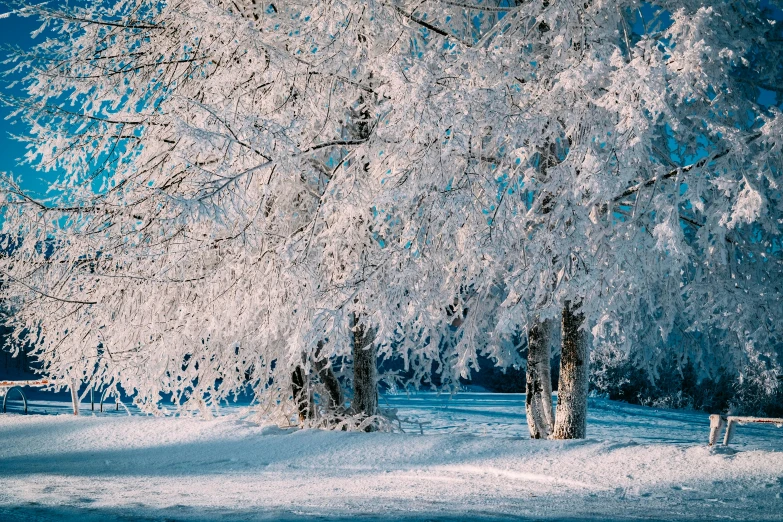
0;8;54;198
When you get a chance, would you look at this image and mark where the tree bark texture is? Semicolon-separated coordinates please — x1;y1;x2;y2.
552;300;589;440
526;318;554;439
291;343;344;423
291;365;314;422
351;313;378;427
314;341;344;412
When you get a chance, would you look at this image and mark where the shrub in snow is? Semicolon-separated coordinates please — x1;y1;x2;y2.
730;365;783;417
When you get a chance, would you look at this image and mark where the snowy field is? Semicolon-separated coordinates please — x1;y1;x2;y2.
1;392;782;521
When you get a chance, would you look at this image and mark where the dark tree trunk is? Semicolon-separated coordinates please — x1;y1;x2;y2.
526;318;554;439
351;313;378;429
291;365;313;422
313;341;344;412
552;300;589;439
291;341;345;424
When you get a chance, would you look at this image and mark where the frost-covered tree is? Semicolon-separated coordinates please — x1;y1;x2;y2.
0;0;410;422
350;0;783;438
0;0;781;438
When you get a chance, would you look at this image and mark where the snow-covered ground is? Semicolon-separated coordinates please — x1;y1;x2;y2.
1;392;782;521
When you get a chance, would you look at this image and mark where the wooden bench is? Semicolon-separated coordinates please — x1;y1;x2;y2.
709;414;783;446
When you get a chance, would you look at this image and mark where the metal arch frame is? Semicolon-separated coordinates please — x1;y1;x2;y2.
2;386;28;414
99;388;121;412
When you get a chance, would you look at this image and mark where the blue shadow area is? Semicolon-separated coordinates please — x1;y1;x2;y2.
0;504;739;522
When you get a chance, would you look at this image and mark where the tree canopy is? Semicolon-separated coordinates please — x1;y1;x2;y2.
0;0;781;420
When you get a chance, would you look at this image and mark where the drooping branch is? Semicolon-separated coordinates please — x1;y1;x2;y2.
0;270;97;305
386;2;474;47
613;133;763;203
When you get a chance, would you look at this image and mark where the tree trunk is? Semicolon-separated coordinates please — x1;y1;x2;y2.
552;300;589;440
313;341;344;412
526;318;554;439
291;365;313;422
291;342;344;424
351;313;378;428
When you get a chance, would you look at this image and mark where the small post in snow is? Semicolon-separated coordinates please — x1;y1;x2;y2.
723;418;736;446
708;414;725;446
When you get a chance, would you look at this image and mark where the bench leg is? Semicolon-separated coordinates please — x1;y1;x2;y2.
723;419;735;446
709;414;726;446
